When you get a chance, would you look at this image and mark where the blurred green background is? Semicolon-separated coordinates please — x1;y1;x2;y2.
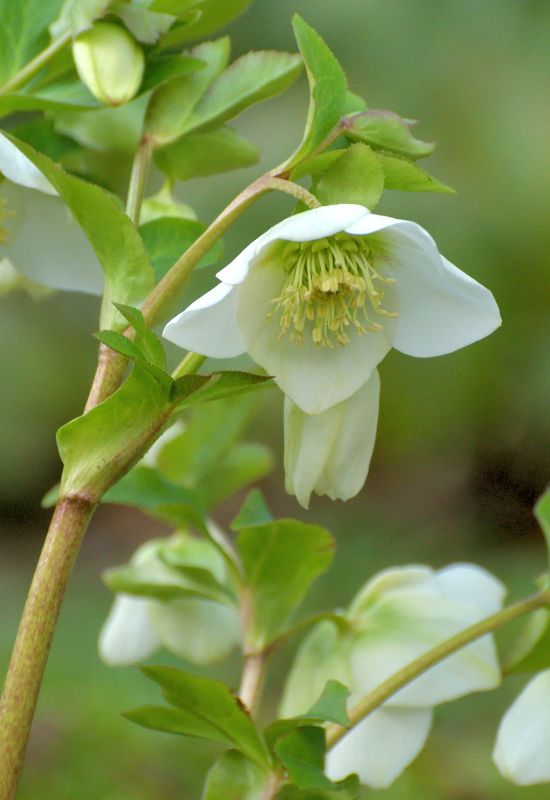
1;0;549;797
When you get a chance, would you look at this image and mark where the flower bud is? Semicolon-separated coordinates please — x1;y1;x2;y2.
72;23;145;106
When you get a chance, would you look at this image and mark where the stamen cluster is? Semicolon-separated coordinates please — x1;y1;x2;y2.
270;233;397;347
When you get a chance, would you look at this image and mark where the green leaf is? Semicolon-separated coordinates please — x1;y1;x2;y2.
276;727;331;792
139;217;223;281
289;150;345;182
113;2;175;44
0;0;63;85
505;607;550;674
145;37;230;144
102;465;206;532
316;143;384;209
114;303;166;370
305;681;350;728
4;134;155;330
377;153;455;194
536;488;550;551
140;54;205;93
165;0;252;44
344;110;435;160
177;371;271;408
197;442;273;509
57;364;173;498
341;91;367;115
127;666;271;768
203;750;269;800
237;520;334;648
54;95;148;154
184;51;303;133
50;0;109;37
11;118;79;161
94;330;145;363
280;15;347;171
0;86;99;117
231;489;273;531
154;125;259;180
277;777;360;800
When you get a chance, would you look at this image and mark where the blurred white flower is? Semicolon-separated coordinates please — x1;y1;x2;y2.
284;369;380;508
163;204;501;415
0;133;102;295
493;670;550;785
281;563;505;789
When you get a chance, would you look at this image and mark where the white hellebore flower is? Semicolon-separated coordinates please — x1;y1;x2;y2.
163;204;501;416
0;133;102;295
284;369;380;508
493;670;550;785
281;563;505;789
99;533;240;667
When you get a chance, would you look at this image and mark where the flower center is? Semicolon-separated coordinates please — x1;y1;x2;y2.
269;232;397;348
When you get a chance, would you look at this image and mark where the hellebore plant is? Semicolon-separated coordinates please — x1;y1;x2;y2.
0;4;548;800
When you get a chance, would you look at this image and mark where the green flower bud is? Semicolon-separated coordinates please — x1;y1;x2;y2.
72;23;145;107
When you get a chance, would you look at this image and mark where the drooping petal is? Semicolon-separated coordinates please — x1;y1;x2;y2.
162;281;247;358
98;594;160;665
284;370;380;508
493;671;550;786
435;563;506;616
326;706;433;789
349;564;502;707
2;182;103;294
0;133;56;194
147;597;240;665
217;204;370;286
237;257;390;413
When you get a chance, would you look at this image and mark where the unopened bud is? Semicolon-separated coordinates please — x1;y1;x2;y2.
72;23;145;106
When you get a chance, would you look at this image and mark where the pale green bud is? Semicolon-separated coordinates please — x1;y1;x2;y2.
72;23;145;106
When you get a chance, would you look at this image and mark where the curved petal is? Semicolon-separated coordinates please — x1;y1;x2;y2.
0;133;56;194
493;671;550;786
98;595;160;666
2;182;103;294
378;221;501;356
237;258;391;413
162;281;247;358
435;563;506;616
148;598;240;666
326;707;433;789
217;204;370;285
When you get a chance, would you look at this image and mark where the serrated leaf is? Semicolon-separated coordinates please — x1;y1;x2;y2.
184;50;302;133
128;666;271;768
113;2;175;44
115;303;166;370
0;0;64;85
12;119;79;161
231;489;273;531
154;125;259;180
276;776;359;800
198;443;273;509
289;151;345;182
54;95;148;154
139;217;223;281
279;15;347;171
4;134;155;330
377;153;455;194
0;83;99;117
237;520;334;648
276;727;331;791
203;750;269;800
316;143;384;209
145;37;230;143
102;465;206;533
165;0;252;44
95;330;145;363
140;54;205;93
344;110;435;160
177;371;271;408
50;0;109;37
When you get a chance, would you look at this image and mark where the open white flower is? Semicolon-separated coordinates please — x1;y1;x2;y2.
493;670;550;785
163;204;501;415
284;369;380;508
0;133;102;295
281;563;505;789
99;533;240;667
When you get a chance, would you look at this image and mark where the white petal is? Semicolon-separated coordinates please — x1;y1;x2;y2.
326;707;433;788
148;598;240;665
0;133;56;194
435;563;506;616
237;257;390;413
349;565;502;707
284;370;380;507
217;204;370;286
2;182;103;294
493;671;550;785
378;221;500;356
162;281;247;358
98;595;160;665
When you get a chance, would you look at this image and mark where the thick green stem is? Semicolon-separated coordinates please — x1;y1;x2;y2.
0;32;72;94
0;496;96;800
125;138;152;225
326;589;550;749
